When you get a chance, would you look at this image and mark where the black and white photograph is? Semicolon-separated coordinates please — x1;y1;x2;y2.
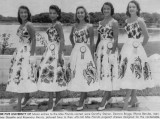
0;0;160;113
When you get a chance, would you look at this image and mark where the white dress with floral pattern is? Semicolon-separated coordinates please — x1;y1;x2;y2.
119;19;154;89
37;23;67;92
67;26;99;92
96;20;120;91
6;26;37;93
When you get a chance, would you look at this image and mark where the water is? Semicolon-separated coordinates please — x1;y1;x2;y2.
0;24;160;48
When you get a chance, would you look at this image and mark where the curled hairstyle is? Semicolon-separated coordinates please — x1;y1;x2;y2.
18;6;31;24
101;2;114;16
75;6;90;23
49;5;61;20
126;0;141;17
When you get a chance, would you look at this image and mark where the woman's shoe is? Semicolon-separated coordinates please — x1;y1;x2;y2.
76;105;84;111
46;108;53;112
76;101;85;111
46;101;56;112
97;98;113;111
97;101;108;111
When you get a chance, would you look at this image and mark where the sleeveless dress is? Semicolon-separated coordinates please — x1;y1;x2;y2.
96;20;119;91
118;19;154;89
37;23;67;92
67;26;99;92
6;25;37;93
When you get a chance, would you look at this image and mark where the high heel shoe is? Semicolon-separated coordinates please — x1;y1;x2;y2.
46;108;53;112
46;101;55;112
46;99;63;112
97;98;113;111
76;100;86;111
76;103;84;111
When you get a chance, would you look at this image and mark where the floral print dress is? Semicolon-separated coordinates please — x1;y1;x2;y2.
119;18;154;89
6;25;37;93
67;26;99;92
96;20;120;91
37;23;67;92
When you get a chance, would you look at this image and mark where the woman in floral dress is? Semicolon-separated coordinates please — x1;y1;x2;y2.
67;6;99;111
6;6;37;111
95;2;119;111
37;5;67;111
119;0;154;110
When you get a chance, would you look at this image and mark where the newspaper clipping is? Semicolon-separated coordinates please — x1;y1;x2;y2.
0;0;160;118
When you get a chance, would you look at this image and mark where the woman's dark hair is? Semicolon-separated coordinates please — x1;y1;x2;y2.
101;2;114;16
18;6;31;24
126;0;141;17
49;5;61;20
75;6;90;23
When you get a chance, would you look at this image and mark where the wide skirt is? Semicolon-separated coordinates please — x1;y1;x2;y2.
67;43;99;92
96;39;120;91
118;38;154;90
6;44;37;93
37;42;67;92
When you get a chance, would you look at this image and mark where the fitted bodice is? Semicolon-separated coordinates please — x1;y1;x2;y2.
73;27;89;43
17;26;31;44
46;24;60;43
97;21;114;40
124;20;142;39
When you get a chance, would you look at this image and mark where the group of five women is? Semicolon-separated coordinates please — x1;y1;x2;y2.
6;0;154;112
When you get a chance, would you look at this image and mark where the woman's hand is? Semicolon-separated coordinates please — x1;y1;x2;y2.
58;53;64;66
72;44;75;48
109;53;115;65
30;56;37;65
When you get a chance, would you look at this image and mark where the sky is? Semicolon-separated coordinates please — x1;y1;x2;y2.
0;0;160;17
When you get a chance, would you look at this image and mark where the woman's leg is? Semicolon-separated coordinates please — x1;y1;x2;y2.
129;89;138;106
123;89;132;110
99;91;111;107
55;92;61;105
78;92;87;107
17;93;23;111
48;92;53;110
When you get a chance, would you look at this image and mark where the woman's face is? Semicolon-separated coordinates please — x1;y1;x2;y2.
19;8;28;21
102;4;111;17
49;9;58;21
77;8;85;21
128;2;138;15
